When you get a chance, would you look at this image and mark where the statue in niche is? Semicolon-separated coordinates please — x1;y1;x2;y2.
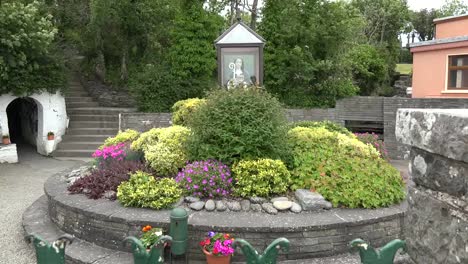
227;58;252;89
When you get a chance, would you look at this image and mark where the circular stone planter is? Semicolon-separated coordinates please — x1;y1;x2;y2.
44;169;407;261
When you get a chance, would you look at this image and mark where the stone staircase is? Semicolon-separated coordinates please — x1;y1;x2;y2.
53;77;134;158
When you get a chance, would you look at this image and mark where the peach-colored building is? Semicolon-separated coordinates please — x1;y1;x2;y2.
410;14;468;98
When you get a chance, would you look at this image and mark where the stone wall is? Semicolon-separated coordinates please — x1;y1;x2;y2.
396;109;468;264
120;113;172;131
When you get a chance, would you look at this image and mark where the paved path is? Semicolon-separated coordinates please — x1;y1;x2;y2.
0;145;84;263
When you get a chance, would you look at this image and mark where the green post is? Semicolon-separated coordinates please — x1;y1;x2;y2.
349;238;407;264
25;234;74;264
169;208;188;256
124;235;172;264
233;237;290;264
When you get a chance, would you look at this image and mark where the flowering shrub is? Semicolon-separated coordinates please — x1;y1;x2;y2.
232;159;291;197
175;160;233;198
68;160;152;200
355;132;389;160
200;231;234;256
140;225;163;249
93;143;127;161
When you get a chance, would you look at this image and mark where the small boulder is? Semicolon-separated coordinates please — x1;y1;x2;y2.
172;197;185;207
185;196;200;203
251;204;262;212
241;200;251;211
227;201;241;212
205;200;216;211
216;200;227;211
290;202;302;213
190;201;205;211
261;203;278;215
103;191;116;200
271;197;289;203
295;189;332;211
249;197;267;204
273;201;293;211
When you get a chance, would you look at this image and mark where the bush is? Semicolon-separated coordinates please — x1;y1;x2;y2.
171;98;206;126
287;127;404;208
355;132;389;160
117;171;182;209
142;126;191;176
92;142;143;165
102;129;139;148
175;160;233;198
288;121;353;136
188;88;288;164
68;160;152;200
232;159;291;198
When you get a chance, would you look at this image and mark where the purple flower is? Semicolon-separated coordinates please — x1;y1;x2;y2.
208;231;215;238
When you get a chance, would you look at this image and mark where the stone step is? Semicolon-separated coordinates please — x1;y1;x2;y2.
67;102;101;108
68;121;119;129
67;107;135;115
68;114;119;122
65;97;94;103
53;149;95;157
57;141;103;150
66;128;119;136
66;92;90;97
62;134;113;142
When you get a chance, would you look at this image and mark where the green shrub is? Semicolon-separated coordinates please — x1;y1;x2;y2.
131;128;162;152
232;159;291;198
171;98;206;126
117;171;182;210
288;120;353;136
188;88;288;164
287;127;403;208
141;126;191;176
102;129;140;148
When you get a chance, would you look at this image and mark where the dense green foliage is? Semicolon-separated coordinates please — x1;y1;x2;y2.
188;88;287;164
140;126;191;176
259;0;362;107
287;127;404;208
102;129;139;148
171;98;207;126
117;171;182;209
0;1;66;96
232;159;291;198
288;121;353;137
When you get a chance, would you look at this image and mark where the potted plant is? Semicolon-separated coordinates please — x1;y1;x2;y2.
47;132;55;141
2;134;10;145
140;225;163;250
200;231;234;264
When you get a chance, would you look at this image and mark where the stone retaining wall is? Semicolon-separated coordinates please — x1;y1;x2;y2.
45;173;405;261
396;109;468;264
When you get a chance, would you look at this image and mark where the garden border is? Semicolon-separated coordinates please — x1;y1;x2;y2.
44;168;407;261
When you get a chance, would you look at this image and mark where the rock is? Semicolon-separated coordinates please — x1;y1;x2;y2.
227;201;241;212
290;202;302;213
271;197;289;203
216;201;227;211
172;197;185;207
249;197;267;204
67;177;80;185
295;189;332;211
189;201;205;211
205;200;215;211
103;191;116;200
273;201;293;211
261;203;278;215
251;204;262;212
185;196;200;203
241;200;251;211
83;188;91;194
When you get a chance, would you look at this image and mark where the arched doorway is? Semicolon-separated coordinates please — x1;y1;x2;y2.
6;98;39;146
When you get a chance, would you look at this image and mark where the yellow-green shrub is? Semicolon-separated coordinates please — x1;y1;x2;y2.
171;98;206;126
138;126;191;176
131;128;162;152
287;127;405;208
232;159;291;197
102;129;139;148
117;171;182;210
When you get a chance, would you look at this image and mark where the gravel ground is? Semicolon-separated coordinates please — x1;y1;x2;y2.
0;145;84;264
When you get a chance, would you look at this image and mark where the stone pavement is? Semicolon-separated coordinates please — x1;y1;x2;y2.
0;144;84;264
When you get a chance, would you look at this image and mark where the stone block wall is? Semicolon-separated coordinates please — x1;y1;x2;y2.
396;109;468;264
120;113;172;132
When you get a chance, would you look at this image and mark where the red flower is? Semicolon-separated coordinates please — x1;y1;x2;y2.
213;247;219;254
223;234;230;239
142;225;152;232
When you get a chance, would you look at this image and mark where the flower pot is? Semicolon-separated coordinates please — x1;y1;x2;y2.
202;247;231;264
47;134;55;141
2;137;10;145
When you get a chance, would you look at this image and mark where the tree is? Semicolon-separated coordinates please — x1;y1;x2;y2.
259;0;363;107
0;1;65;95
411;9;438;41
439;0;468;17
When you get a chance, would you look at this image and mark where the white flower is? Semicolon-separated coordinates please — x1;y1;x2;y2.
155;231;163;236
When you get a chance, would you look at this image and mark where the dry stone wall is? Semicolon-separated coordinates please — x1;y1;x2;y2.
396;109;468;264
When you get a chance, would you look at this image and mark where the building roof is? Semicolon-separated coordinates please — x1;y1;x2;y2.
433;13;468;24
215;21;265;44
410;35;468;48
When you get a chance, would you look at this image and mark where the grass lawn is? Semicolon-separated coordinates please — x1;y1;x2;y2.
396;64;412;74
